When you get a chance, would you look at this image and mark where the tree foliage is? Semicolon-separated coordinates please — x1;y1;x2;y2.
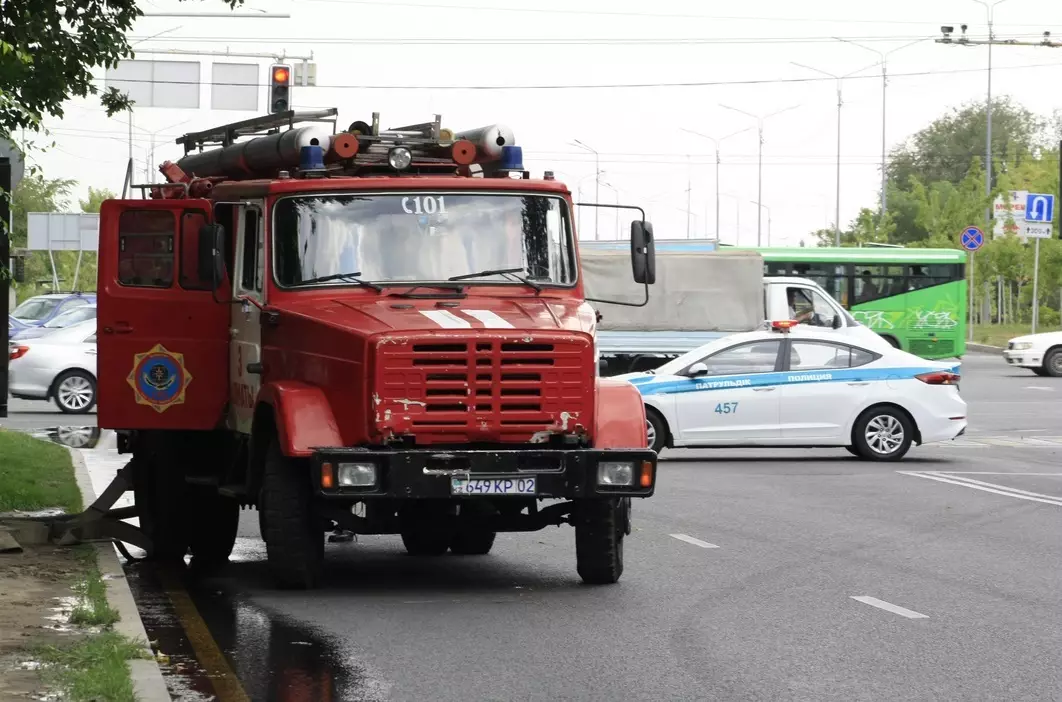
0;0;243;147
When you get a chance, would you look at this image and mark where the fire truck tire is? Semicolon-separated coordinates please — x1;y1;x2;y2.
401;529;451;556
261;438;324;589
574;498;625;585
131;450;189;561
449;529;497;555
188;491;240;566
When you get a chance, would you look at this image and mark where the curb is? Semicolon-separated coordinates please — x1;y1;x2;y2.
966;342;1004;353
68;447;172;702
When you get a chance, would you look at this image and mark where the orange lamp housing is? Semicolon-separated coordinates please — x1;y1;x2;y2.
269;64;292;114
770;320;798;331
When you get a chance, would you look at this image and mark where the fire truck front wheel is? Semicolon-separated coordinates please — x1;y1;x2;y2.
131;448;189;562
187;490;240;567
261;438;324;589
574;498;626;585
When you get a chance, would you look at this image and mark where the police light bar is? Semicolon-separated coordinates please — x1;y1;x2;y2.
770;320;799;331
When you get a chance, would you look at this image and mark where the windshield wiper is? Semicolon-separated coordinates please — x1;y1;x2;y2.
448;267;542;292
391;283;467;299
299;271;383;292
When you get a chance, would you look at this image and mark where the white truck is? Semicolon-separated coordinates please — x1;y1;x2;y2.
580;244;884;376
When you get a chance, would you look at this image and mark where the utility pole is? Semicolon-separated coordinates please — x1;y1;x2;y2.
719;104;798;246
680;126;754;241
572;140;600;239
751;201;772;246
936;8;1061;341
686;154;692;239
834;37;929;215
791;61;880;246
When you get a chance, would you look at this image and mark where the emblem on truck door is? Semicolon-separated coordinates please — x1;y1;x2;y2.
126;344;193;413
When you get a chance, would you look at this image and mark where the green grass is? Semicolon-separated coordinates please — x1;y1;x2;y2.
69;547;120;628
970;323;1057;349
36;631;150;702
0;429;82;514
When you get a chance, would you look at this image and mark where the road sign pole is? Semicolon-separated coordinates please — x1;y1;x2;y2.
960;226;984;343
1031;237;1041;334
969;251;975;341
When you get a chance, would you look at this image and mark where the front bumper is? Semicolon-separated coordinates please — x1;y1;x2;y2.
311;448;658;499
1002;349;1040;367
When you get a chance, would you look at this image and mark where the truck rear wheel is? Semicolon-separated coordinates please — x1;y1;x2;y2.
261;438;323;589
574;498;625;585
131;446;189;562
449;528;496;555
188;490;240;567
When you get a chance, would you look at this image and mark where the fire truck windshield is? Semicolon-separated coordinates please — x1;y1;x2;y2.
273;192;576;288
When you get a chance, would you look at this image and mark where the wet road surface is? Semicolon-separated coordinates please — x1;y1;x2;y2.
13;352;1062;700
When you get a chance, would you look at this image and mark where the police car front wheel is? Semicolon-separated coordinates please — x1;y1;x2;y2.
851;406;914;461
645;408;668;453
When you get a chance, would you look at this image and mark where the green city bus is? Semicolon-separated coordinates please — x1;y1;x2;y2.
736;246;967;359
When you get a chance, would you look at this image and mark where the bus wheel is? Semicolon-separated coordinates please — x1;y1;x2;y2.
882;335;901;349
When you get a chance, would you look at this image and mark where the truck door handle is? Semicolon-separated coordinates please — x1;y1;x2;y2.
103;322;133;334
753;387;776;392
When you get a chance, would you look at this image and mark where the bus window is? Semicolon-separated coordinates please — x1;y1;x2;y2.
907;264;959;290
854;265;902;304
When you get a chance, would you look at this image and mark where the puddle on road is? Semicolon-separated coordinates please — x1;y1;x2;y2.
127;563;384;701
25;426;106;450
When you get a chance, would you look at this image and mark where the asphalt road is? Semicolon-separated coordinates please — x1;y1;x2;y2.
9;352;1062;700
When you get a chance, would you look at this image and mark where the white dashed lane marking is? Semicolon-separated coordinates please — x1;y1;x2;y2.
897;471;1062;507
850;596;929;619
669;533;719;549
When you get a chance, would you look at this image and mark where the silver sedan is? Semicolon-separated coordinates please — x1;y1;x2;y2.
8;319;98;414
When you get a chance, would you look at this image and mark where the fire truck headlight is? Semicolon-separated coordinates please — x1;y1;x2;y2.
388;147;412;171
337;462;377;487
597;461;635;487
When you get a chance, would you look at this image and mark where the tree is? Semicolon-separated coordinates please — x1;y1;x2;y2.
8;174;75;299
80;186;116;214
812;208;895;247
887;97;1046;193
0;0;243;147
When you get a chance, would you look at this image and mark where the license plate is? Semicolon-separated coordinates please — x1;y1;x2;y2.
450;477;536;496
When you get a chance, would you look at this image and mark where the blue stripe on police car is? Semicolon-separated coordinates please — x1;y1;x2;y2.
631;365;951;397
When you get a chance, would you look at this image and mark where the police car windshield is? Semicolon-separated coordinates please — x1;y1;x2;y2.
12;297;59;322
273;193;576;288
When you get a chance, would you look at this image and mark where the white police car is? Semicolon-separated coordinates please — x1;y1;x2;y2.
619;321;967;461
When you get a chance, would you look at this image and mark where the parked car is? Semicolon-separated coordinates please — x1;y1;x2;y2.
1002;331;1062;376
10;292;96;330
14;304;97;341
8;315;28;340
8;319;98;414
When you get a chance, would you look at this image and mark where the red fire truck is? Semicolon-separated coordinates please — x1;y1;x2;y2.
93;109;657;589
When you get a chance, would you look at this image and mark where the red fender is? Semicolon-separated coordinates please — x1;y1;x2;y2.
256;381;342;457
594;377;648;449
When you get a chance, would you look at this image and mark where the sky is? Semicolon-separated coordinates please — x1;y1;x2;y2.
28;0;1062;248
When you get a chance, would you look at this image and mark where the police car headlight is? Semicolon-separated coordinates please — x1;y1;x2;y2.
337;462;377;487
1012;342;1033;350
597;461;635;486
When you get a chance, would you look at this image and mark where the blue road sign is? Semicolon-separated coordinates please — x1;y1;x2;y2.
1025;193;1055;223
960;226;984;251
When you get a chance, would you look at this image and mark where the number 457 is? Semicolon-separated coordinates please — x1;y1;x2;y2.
714;402;738;414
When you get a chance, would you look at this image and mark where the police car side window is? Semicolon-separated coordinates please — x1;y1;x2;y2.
688;340;782;376
849;347;878;368
790;341;851;370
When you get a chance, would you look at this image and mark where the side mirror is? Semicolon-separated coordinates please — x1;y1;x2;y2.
832;314;843;329
687;362;709;377
630;220;656;285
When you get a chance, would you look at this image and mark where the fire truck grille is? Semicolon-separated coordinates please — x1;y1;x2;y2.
375;336;591;442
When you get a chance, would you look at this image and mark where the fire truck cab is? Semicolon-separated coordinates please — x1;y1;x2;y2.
95;109;658;589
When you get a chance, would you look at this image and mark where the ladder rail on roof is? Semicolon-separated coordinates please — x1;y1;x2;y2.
176;108;340;154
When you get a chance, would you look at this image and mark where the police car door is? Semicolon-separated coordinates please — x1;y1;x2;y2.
779;340;876;440
672;338;784;445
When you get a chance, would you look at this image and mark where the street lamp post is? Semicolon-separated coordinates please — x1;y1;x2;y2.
751;201;772;245
790;61;881;245
572;139;601;239
680;126;754;241
718;104;799;246
834;37;929;215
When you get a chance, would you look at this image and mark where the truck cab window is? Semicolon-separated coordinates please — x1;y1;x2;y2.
179;210;212;290
240;208;261;292
117;210;174;288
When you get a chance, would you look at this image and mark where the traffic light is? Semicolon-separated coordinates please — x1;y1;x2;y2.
269;64;291;113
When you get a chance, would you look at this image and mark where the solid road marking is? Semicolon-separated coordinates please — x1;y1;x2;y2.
850;596;929;619
158;570;251;702
897;471;1062;507
669;533;719;549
